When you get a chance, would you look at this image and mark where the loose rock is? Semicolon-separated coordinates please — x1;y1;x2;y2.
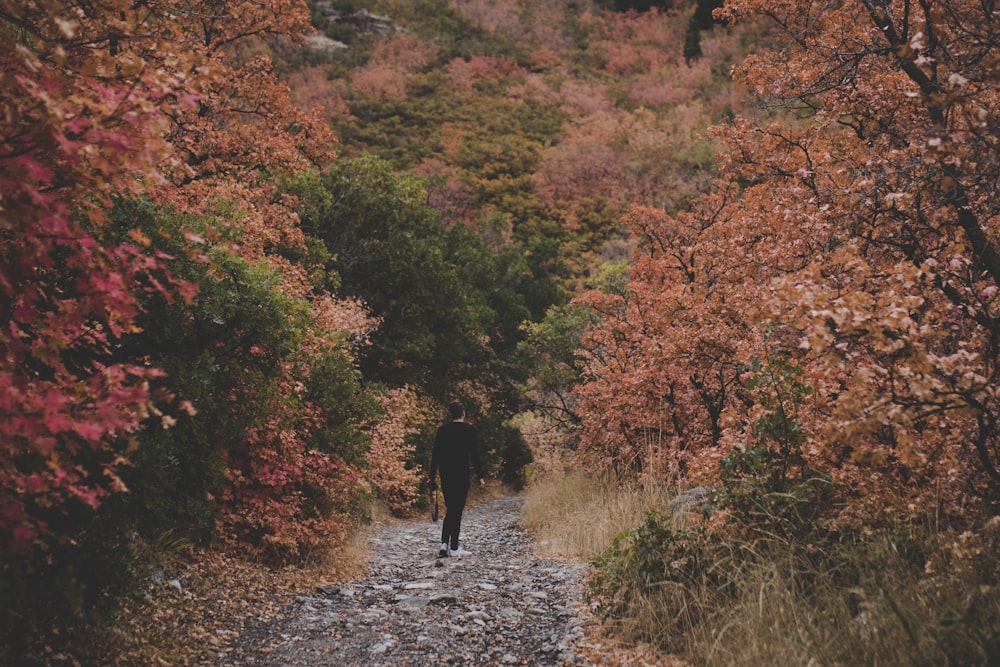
232;496;601;666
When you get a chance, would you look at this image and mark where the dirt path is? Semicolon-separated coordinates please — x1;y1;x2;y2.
229;496;604;666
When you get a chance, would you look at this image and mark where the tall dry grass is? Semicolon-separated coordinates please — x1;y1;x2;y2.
683;533;1000;666
520;471;678;560
521;471;1000;666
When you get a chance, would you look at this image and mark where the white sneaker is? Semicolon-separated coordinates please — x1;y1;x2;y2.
450;546;472;557
438;542;449;558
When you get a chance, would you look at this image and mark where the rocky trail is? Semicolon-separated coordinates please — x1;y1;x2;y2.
232;495;606;666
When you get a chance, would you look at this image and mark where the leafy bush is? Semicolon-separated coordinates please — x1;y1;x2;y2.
55;199;373;568
586;506;1000;664
587;510;734;651
718;355;833;540
585;355;1000;664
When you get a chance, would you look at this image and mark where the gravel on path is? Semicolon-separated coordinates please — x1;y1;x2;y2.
233;495;606;666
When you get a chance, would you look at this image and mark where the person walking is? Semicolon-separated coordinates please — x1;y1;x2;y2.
428;400;484;558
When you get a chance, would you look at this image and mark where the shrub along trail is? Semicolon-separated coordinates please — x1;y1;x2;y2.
230;495;607;666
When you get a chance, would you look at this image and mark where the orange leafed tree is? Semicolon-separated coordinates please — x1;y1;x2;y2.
573;0;999;527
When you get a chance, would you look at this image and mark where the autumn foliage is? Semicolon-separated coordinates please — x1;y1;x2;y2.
0;0;391;651
570;0;1000;531
1;0;354;535
7;0;997;661
4;0;571;654
2;0;178;557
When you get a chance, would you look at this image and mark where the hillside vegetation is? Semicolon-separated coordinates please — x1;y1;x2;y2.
290;0;748;281
2;0;998;664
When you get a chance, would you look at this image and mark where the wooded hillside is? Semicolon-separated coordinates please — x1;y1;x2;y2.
3;0;997;663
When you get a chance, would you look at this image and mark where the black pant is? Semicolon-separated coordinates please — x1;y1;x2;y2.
440;481;469;550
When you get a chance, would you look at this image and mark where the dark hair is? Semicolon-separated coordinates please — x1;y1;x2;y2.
448;401;465;420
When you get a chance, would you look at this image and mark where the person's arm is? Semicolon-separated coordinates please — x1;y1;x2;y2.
428;430;440;490
470;426;485;487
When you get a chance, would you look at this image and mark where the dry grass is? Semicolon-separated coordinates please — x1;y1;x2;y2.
520;471;678;560
684;538;1000;667
686;549;834;666
520;472;694;667
521;472;1000;667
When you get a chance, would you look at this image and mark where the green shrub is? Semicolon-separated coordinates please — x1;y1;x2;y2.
587;510;735;652
718;355;833;540
586;507;1000;665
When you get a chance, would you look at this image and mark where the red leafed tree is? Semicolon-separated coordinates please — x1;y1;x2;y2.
446;54;526;92
350;34;439;102
0;0;338;556
588;8;683;77
573;0;999;527
2;0;185;555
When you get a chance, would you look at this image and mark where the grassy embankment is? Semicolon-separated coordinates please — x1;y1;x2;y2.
522;473;1000;666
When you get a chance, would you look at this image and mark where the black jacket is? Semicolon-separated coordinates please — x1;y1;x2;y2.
429;420;481;488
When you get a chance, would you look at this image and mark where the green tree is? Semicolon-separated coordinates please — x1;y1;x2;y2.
290;156;485;393
113;200;373;546
289;156;565;403
516;303;596;428
288;156;566;481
